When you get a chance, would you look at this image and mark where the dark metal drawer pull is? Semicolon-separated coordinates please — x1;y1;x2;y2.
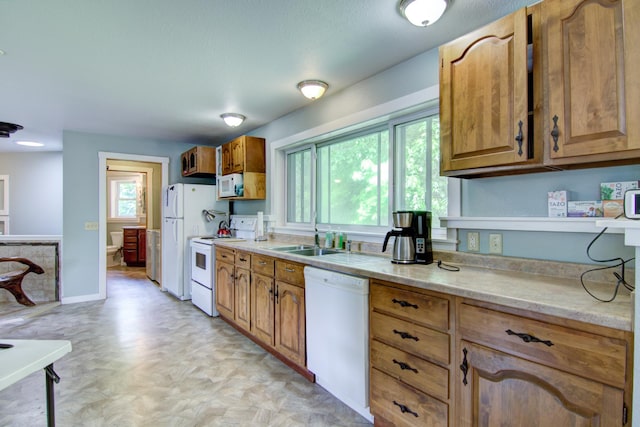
506;329;554;347
392;359;418;373
393;401;418;417
392;298;418;309
460;347;469;386
393;329;419;341
239;257;247;262
551;115;560;152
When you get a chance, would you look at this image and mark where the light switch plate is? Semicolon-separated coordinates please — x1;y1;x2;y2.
84;222;99;231
467;232;480;252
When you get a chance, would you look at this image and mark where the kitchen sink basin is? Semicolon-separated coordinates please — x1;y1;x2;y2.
268;245;315;251
287;248;342;256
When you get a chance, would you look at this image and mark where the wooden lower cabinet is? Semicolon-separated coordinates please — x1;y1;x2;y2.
215;249;235;319
370;280;453;426
457;340;624;426
370;281;632;426
456;299;631;426
122;226;146;266
216;250;309;376
274;280;306;366
234;267;251;332
251;272;275;345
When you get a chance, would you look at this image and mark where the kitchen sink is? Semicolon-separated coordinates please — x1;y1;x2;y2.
268;245;316;251
287;248;342;256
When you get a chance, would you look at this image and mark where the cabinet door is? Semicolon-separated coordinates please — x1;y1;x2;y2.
457;340;624;426
215;260;235;319
251;272;275;346
234;267;251;332
544;0;640;164
137;230;146;262
440;8;530;173
275;281;306;366
221;143;232;175
230;137;245;173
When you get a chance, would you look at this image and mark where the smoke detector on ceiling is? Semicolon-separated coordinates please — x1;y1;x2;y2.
0;122;23;138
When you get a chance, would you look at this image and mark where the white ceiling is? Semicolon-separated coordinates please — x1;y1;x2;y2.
0;0;534;152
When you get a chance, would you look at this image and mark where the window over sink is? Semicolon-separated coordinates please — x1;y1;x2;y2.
284;106;447;236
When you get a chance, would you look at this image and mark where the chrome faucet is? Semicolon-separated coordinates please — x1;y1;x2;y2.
314;226;320;247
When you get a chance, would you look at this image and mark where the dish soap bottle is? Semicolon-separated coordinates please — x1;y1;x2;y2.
325;227;334;248
335;228;345;249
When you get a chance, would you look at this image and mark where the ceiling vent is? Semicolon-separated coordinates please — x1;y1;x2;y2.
0;122;23;138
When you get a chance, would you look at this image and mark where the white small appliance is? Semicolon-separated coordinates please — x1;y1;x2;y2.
162;183;227;300
190;237;218;316
229;215;258;240
219;173;243;198
304;266;372;422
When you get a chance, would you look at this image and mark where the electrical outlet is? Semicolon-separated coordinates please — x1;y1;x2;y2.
489;233;502;254
467;232;480;252
84;222;99;231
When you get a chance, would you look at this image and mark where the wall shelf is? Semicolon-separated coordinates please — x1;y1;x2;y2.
440;217;625;234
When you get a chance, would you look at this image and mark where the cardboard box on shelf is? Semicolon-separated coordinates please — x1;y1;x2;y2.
548;191;568;217
568;201;603;217
603;200;624;218
600;181;639;200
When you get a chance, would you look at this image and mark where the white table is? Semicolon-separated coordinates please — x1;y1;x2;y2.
0;339;72;426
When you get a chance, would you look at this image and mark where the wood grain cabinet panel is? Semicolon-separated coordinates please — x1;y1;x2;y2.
543;0;640;166
457;340;624;427
370;368;448;427
251;272;275;346
215;257;234;320
122;227;146;266
234;267;251;332
275;281;306;366
440;8;534;174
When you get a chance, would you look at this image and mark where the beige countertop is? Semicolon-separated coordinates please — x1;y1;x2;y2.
214;239;633;332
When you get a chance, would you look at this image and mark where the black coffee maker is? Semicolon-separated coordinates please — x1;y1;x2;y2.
411;211;434;264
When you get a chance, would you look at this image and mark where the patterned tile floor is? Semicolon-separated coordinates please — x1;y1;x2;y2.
0;267;372;426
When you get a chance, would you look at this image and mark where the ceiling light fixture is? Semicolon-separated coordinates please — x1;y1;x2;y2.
0;121;23;138
220;113;246;127
297;80;329;100
399;0;448;27
16;141;44;147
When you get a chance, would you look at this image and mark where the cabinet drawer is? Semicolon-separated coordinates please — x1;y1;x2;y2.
252;254;274;277
275;260;305;286
458;302;627;388
370;368;448;427
216;248;235;263
371;311;450;365
371;339;449;401
371;282;449;331
235;251;251;269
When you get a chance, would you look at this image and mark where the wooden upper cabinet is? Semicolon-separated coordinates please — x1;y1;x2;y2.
221;143;232;175
440;8;536;175
543;0;640;165
222;135;266;175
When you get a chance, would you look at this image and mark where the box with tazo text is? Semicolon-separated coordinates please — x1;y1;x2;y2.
600;181;639;217
548;191;568;217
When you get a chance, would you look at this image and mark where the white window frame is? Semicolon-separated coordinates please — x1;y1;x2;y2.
269;85;459;248
0;175;8;216
107;173;145;222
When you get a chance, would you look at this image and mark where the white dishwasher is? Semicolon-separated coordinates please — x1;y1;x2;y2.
304;266;372;422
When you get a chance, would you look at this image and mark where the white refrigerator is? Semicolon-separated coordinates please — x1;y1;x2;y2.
162;183;226;300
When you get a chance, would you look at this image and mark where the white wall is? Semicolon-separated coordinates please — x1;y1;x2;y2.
0;152;62;235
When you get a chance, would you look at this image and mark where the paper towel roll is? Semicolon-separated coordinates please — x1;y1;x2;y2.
256;211;264;238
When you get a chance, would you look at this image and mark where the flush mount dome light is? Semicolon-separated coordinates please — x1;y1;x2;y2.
16;140;44;147
0;121;23;138
220;113;246;127
297;80;328;100
399;0;448;27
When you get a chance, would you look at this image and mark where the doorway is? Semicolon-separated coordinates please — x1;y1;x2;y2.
98;152;169;299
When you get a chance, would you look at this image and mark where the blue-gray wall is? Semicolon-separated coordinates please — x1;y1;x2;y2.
0;152;63;235
62;131;214;298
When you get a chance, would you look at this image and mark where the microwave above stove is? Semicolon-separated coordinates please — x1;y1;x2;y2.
218;173;243;198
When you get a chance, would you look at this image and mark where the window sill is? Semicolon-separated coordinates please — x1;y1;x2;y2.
440;216;623;234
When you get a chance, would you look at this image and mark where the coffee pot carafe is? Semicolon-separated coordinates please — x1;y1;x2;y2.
382;211;416;264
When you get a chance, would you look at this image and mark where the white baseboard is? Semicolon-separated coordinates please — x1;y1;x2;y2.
61;293;104;304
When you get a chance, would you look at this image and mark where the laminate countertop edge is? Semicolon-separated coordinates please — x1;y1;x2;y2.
215;240;633;332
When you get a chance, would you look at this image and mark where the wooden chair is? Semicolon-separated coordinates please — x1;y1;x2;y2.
0;257;45;306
